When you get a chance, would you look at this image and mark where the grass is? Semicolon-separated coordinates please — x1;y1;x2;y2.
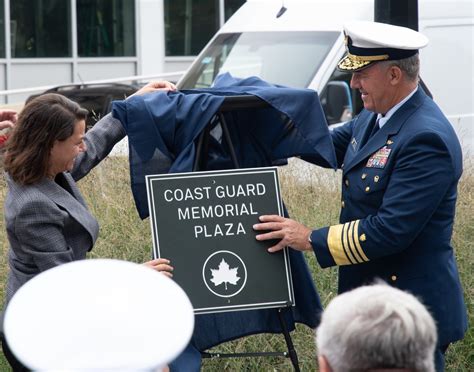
0;157;472;371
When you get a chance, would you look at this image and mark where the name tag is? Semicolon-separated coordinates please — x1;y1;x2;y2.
366;146;391;168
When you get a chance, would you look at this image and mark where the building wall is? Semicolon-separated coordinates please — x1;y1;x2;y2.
0;0;245;103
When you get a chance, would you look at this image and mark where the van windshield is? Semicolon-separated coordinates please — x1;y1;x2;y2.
178;31;339;89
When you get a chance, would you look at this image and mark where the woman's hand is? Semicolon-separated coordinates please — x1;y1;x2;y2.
130;80;177;98
143;258;174;278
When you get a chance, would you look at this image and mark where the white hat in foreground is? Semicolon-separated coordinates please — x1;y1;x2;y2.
4;259;194;371
338;21;429;71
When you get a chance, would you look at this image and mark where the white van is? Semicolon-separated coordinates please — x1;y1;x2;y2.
177;0;474;155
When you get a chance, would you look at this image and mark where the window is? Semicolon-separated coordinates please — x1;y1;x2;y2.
165;0;219;56
0;0;4;58
77;0;135;57
179;31;339;89
165;0;245;57
224;0;245;21
11;0;71;58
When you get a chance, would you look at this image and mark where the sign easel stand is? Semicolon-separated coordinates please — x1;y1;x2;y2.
194;95;300;371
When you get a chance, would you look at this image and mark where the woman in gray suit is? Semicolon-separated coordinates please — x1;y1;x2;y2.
2;82;175;370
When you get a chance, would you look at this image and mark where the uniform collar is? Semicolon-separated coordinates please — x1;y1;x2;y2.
377;86;418;128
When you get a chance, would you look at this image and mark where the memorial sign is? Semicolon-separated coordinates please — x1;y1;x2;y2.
146;167;294;314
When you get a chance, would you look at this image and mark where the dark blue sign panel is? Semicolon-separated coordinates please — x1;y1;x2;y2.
146;167;294;314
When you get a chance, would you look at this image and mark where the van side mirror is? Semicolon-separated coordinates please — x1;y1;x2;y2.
321;81;353;125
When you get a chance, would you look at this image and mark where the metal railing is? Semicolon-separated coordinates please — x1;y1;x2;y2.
0;71;186;104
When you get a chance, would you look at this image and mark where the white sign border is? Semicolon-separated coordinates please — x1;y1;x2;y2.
146;167;295;314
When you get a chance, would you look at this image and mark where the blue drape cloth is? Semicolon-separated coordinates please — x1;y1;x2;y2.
112;73;336;220
111;74;336;351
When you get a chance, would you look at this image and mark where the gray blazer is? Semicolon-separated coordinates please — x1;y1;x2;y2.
4;114;125;304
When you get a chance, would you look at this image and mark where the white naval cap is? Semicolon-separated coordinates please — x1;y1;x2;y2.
338;21;429;71
3;259;194;371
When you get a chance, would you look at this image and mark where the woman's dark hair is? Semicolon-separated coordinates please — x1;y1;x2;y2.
4;93;88;185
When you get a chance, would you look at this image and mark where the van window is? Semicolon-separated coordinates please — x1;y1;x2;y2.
179;31;339;89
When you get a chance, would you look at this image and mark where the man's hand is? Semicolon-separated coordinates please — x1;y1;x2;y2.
130;80;177;97
0;109;18;131
253;215;313;253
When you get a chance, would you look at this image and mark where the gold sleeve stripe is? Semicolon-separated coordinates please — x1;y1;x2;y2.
347;221;363;263
342;222;357;264
353;220;369;262
327;224;351;265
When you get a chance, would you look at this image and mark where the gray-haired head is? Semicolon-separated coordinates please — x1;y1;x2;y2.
316;283;437;372
379;53;421;83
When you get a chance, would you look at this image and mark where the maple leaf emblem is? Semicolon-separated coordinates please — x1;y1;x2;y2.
210;258;240;290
